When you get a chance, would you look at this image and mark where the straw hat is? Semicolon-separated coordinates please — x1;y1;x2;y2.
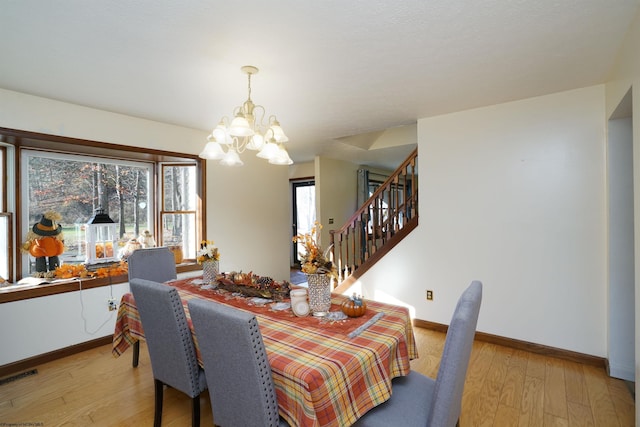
32;212;63;237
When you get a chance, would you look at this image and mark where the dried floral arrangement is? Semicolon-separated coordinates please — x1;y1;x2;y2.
293;221;337;278
196;240;220;264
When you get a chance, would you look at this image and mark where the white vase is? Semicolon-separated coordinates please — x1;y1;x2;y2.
202;260;219;284
306;273;332;316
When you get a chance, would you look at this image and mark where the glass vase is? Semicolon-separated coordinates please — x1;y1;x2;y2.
202;260;219;284
306;273;332;317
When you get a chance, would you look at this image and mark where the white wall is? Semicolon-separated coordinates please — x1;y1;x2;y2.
0;270;203;365
0;89;290;364
206;153;290;281
359;85;608;357
0;282;129;365
289;161;314;180
0;88;205;152
315;156;360;248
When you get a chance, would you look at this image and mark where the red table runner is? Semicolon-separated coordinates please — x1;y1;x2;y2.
113;276;418;427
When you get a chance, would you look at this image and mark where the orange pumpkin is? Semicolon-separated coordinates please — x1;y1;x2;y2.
341;298;367;318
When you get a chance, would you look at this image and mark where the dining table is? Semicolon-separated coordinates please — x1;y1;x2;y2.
112;275;418;427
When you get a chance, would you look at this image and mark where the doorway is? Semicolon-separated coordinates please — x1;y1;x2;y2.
607;88;635;382
292;180;315;267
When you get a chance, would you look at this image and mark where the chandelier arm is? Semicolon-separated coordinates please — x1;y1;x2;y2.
234;136;251;154
252;104;267;132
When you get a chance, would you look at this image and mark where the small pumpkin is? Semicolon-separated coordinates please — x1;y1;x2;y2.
341;295;367;318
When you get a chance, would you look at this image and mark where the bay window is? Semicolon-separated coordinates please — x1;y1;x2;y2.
0;127;205;300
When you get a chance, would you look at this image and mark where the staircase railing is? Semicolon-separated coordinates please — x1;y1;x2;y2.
330;148;418;290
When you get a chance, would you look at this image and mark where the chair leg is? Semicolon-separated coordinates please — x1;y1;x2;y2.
192;395;200;427
132;340;140;367
154;379;164;427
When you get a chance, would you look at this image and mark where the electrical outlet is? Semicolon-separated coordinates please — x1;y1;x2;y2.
108;298;117;311
426;290;433;301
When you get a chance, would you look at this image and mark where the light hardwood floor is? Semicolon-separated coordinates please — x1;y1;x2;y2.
0;327;634;426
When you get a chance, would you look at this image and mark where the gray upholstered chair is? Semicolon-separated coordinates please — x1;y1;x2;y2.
353;280;483;427
127;246;177;284
129;278;207;427
188;298;289;427
127;246;177;367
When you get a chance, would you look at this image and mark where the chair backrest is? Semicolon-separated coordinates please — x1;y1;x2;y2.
428;280;483;427
127;247;177;283
129;278;202;397
188;298;282;427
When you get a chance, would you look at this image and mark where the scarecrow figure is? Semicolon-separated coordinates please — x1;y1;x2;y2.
23;211;65;273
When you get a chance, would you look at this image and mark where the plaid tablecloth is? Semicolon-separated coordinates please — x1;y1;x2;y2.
112;277;418;427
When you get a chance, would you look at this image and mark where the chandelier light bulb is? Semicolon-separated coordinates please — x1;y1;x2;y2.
269;119;289;142
219;148;244;167
256;138;280;160
212;122;227;142
246;133;265;151
229;113;254;137
199;141;225;160
268;143;293;165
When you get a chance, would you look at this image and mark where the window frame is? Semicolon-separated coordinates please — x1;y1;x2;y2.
0;127;206;303
160;163;199;262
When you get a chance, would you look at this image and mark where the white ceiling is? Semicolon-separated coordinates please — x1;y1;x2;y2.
1;1;638;168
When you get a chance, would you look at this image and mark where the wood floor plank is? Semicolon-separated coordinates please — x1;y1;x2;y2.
466;379;502;427
464;341;494;395
544;358;568;419
500;361;527;409
583;365;622;427
494;403;520;425
567;401;595;427
608;380;635;427
509;349;531;369
487;345;513;384
520;375;545;427
564;359;590;405
544;412;569;427
527;352;547;380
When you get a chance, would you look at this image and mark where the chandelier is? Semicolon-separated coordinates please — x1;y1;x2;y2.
199;65;293;166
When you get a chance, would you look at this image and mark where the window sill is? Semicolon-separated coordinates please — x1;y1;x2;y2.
0;263;202;304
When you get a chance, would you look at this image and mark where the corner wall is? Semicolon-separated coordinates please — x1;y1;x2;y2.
0;89;290;364
360;85;608;357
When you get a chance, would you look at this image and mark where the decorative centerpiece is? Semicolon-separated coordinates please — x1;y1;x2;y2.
293;222;338;317
197;240;220;284
216;271;291;301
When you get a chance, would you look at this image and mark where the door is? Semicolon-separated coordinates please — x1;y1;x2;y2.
292;180;315;266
